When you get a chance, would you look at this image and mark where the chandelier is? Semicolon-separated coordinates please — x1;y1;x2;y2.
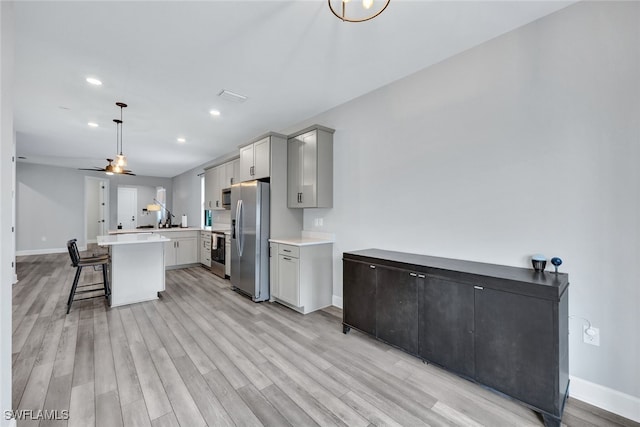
328;0;390;23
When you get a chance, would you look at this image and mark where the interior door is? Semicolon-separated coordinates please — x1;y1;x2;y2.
117;187;137;230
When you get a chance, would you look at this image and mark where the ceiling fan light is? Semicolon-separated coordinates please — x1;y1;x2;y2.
116;154;127;167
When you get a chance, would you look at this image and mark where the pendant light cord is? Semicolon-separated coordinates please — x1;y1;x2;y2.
119;104;123;156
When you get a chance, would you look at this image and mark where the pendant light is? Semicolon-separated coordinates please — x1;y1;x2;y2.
78;101;136;176
115;102;128;169
328;0;390;22
112;118;123;174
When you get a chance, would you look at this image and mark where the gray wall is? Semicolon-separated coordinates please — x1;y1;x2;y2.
116;184;161;228
171;151;239;228
85;178;101;242
0;2;14;424
16;163;173;252
283;1;639;402
107;173;172;229
172;166;202;228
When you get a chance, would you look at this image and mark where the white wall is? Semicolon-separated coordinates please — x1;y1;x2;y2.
16;163;173;253
283;0;639;415
0;2;14;425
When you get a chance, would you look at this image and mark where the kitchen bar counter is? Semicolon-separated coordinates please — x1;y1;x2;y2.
108;226;202;234
97;233;170;307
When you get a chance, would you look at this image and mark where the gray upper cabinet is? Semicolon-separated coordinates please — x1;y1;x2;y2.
204;167;217;209
205;157;239;210
287;125;334;208
231;158;240;186
239;136;270;182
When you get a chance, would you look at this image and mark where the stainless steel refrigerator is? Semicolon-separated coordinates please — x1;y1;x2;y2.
230;180;270;302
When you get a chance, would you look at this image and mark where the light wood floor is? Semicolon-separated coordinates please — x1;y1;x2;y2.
12;253;639;427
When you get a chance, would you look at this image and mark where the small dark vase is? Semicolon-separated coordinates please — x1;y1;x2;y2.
532;259;546;271
531;254;546;272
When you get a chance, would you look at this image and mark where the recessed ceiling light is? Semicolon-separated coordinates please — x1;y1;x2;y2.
86;77;102;86
88;122;99;127
209;110;221;117
177;138;186;143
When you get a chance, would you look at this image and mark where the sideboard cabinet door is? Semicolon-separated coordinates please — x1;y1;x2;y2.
475;287;557;414
343;260;377;336
419;276;475;378
376;266;419;354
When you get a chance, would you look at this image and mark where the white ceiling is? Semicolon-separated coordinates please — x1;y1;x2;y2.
13;1;573;178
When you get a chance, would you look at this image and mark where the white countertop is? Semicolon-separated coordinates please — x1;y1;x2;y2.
109;227;202;235
98;233;171;246
269;237;334;246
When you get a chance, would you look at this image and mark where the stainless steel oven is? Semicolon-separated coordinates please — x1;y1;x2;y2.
211;231;226;278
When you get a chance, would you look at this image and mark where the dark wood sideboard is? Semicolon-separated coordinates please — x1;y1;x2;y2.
342;249;569;427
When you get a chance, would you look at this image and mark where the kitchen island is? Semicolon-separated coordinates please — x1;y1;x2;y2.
97;233;170;307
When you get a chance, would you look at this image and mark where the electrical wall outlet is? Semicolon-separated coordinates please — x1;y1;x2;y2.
583;325;600;346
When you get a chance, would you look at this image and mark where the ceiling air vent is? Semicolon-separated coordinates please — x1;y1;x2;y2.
218;89;248;103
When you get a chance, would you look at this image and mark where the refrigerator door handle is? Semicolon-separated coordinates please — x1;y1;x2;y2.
235;199;242;257
238;199;244;257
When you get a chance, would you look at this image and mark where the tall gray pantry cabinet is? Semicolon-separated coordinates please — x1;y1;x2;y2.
342;249;569;427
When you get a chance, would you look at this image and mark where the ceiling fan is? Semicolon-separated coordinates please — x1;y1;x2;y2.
79;101;136;176
79;158;136;176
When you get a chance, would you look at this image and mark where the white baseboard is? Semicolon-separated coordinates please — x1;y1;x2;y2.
332;295;343;309
16;246;85;256
570;376;640;422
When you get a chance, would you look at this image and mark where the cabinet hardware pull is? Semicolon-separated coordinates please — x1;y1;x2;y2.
410;273;417;277
418;274;425;278
474;285;484;290
283;257;291;261
283;249;291;252
369;265;376;269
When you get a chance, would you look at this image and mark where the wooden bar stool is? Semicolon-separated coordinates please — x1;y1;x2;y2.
66;239;110;314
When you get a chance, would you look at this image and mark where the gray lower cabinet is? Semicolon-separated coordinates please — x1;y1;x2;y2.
270;242;333;314
342;249;569;427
